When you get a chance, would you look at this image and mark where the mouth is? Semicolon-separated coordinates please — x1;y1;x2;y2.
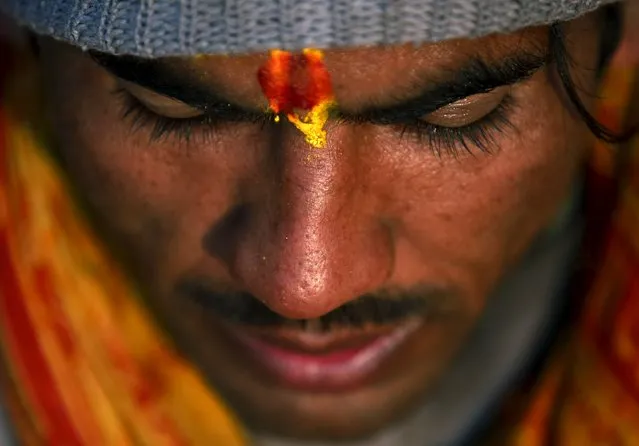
223;319;422;392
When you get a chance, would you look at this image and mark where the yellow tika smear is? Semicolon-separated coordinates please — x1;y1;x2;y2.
257;48;335;148
286;98;333;148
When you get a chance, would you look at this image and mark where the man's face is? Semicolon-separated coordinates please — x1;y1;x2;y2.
38;13;599;441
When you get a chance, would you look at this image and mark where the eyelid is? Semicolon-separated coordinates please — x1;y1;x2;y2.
119;80;204;118
423;86;509;127
399;94;515;158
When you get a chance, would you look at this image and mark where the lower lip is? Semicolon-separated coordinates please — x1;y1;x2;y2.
228;320;421;391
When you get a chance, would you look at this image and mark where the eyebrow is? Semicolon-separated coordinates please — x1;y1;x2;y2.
90;49;547;124
90;51;260;119
344;51;548;124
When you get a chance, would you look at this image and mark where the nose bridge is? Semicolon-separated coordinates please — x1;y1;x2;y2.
271;149;343;310
231;133;391;319
281;139;347;230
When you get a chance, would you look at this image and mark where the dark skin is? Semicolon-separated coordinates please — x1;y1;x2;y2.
36;13;600;441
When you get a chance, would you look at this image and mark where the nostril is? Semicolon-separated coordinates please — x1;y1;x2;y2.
203;203;250;264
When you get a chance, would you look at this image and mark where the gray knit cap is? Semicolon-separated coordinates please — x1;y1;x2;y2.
1;0;619;57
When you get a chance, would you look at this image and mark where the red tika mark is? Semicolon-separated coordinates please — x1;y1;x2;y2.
300;49;334;108
257;49;334;115
257;50;294;115
257;49;335;148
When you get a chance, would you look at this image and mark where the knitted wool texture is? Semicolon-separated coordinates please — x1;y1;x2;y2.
0;0;619;57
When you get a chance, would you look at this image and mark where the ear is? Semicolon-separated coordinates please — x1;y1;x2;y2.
617;0;639;65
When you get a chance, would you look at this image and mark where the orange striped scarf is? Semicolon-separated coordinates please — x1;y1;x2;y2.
0;44;638;445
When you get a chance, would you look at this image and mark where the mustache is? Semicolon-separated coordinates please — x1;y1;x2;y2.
177;281;463;330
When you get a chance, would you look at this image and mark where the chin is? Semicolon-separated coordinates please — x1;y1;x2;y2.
238;387;425;442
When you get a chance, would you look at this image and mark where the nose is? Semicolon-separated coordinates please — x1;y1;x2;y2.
212;129;393;319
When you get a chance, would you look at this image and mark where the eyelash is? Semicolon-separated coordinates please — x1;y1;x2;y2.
115;89;514;157
397;95;515;158
114;88;270;142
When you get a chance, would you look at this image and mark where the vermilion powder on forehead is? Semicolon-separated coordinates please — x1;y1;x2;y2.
257;49;335;148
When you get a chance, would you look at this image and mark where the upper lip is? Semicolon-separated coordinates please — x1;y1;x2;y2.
235;324;405;354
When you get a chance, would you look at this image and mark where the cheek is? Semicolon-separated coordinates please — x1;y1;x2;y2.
48;92;179;239
43;67;256;276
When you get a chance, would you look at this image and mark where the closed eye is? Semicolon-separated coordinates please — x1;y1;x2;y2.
114;82;270;142
397;91;516;157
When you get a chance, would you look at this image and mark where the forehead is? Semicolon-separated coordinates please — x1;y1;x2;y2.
153;26;548;106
